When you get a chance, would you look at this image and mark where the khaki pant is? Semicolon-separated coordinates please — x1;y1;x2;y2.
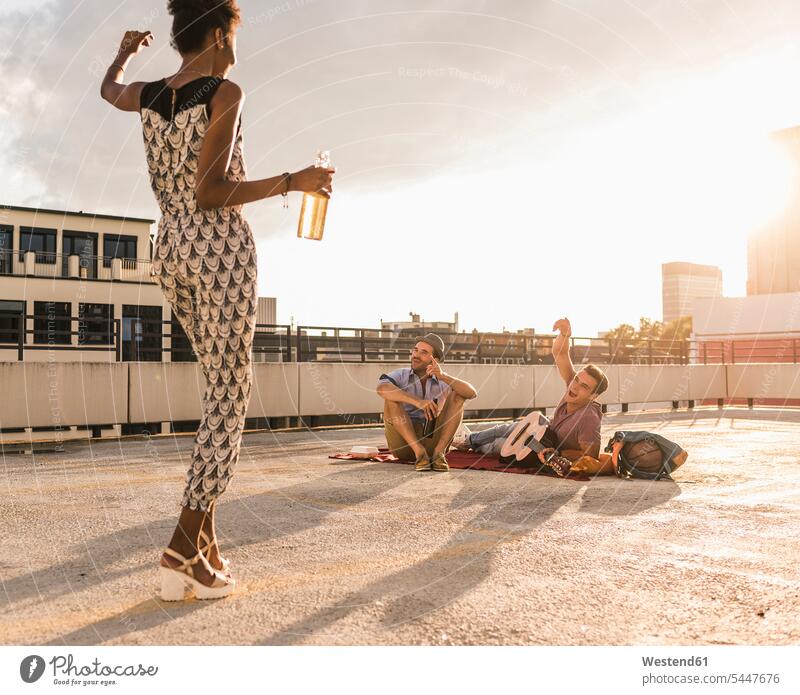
384;417;457;461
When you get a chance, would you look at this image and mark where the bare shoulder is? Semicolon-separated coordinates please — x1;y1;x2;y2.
216;79;244;104
208;79;244;121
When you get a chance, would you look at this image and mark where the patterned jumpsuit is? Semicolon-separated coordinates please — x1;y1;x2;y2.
139;76;258;512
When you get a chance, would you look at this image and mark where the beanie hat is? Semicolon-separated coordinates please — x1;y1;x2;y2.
414;333;445;360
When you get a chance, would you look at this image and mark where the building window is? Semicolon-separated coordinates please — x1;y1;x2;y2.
170;314;196;362
33;301;71;345
122;304;162;361
0;225;12;274
19;227;56;263
0;300;25;343
78;303;114;346
62;230;98;278
103;234;137;268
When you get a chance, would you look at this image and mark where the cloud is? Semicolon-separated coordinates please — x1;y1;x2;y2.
3;0;800;331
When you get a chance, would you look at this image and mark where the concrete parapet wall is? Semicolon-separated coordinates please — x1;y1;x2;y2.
129;362;207;424
444;363;535;411
128;363;302;422
727;364;800;400
298;363;382;417
251;364;300;418
1;362;799;431
687;365;727;401
0;361;127;429
617;365;690;404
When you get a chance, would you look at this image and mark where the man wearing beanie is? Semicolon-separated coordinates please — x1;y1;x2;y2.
377;333;478;472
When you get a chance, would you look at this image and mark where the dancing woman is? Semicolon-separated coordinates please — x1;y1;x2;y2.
100;0;334;600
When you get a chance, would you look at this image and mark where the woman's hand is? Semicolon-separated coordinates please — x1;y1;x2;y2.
101;31;152;111
290;164;336;198
118;30;153;58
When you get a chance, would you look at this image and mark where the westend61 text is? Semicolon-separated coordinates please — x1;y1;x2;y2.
50;654;158;677
642;656;708;667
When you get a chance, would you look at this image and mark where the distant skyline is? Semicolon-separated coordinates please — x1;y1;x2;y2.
2;0;800;335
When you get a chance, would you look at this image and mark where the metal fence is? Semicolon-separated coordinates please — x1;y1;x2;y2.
4;312;800;365
694;332;800;365
0;312;688;364
291;325;693;365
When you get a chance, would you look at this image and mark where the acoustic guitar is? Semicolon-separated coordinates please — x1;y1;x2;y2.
498;411;573;478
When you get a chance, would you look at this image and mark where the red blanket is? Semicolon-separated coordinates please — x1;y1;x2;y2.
330;449;590;481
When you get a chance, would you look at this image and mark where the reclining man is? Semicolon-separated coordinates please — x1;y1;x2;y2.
377;333;478;472
455;318;608;465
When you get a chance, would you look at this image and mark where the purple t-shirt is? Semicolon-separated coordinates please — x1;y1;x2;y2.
550;396;602;452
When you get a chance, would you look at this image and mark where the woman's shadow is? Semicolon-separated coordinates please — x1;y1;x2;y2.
19;459;408;645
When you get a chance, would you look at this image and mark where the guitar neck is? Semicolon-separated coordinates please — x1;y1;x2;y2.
523;435;547;454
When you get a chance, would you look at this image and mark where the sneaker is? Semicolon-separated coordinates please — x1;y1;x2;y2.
431;452;450;472
414;453;432;471
451;423;472;451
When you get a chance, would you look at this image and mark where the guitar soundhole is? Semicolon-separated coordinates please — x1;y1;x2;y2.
510;425;529;447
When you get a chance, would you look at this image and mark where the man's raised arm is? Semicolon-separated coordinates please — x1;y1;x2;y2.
551;317;577;386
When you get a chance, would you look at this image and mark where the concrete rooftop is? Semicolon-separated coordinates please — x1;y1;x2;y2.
1;408;799;646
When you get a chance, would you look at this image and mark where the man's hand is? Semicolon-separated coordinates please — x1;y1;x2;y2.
426;358;444;380
427;361;478;400
417;399;438;421
552;317;572;337
537;448;557;464
551;316;576;385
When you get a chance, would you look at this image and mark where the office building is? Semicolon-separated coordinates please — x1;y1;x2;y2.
747;125;800;295
0;204;275;363
662;262;722;323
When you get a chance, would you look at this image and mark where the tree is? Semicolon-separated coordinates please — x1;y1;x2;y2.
638;317;664;341
604;316;692;363
605;323;637;363
661;316;692;341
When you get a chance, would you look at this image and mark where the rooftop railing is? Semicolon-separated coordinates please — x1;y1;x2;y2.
0;249;153;282
3;312;798;365
0;313;686;364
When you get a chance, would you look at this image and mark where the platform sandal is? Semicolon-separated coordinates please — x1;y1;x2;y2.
198;528;231;575
159;547;235;601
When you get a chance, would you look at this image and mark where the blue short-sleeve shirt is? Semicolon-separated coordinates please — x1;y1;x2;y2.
378;367;452;424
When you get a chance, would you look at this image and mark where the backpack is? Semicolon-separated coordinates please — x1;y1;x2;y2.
604;430;688;480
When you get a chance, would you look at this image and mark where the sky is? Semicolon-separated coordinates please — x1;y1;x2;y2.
2;0;800;336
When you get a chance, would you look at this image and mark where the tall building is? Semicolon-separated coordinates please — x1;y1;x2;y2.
257;297;277;325
661;262;723;323
747;125;800;295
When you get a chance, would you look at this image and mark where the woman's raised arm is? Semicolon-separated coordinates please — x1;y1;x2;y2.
100;30;153;112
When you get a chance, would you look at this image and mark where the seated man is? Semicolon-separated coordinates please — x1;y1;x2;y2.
377;333;478;472
457;317;608;465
